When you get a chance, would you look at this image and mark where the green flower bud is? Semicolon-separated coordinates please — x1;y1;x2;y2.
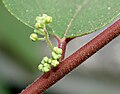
34;29;45;35
42;67;51;72
57;54;62;59
36;15;45;23
36;16;43;21
48;58;52;64
43;56;49;62
38;64;44;70
35;21;45;29
52;52;59;60
42;14;52;24
41;60;45;64
51;60;59;67
42;14;48;18
30;33;38;41
39;21;45;28
35;22;40;29
57;48;62;54
45;16;52;23
43;63;50;68
53;47;62;54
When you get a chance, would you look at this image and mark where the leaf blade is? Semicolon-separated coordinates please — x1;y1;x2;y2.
2;0;120;38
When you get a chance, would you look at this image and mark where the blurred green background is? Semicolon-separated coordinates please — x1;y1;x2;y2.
0;0;120;94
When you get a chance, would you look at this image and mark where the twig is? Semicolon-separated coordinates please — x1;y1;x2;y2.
44;28;53;51
55;36;67;61
20;19;120;94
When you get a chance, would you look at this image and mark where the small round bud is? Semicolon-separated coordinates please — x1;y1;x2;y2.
30;33;38;41
48;58;52;64
43;56;49;62
36;16;43;21
51;60;59;67
35;21;45;29
41;61;44;65
34;29;45;35
45;16;52;23
43;63;50;68
57;48;62;54
42;14;52;24
42;64;51;72
57;54;62;59
42;14;48;18
36;16;45;24
39;21;45;28
53;47;62;54
34;29;37;33
42;67;51;72
38;64;44;70
53;47;58;51
52;52;59;60
35;22;40;28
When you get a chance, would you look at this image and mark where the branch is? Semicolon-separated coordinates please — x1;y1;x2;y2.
20;19;120;94
55;36;71;61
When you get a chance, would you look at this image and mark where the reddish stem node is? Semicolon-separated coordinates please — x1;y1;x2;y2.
21;19;120;94
55;35;75;61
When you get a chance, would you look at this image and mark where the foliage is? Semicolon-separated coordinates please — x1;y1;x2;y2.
2;0;120;38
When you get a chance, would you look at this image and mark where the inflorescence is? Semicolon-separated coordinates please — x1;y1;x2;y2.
30;14;62;72
38;47;62;72
30;14;52;42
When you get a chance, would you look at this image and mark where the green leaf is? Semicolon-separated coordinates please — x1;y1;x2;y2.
2;0;120;38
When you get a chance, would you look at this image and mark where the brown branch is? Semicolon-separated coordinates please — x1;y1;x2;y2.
55;36;72;61
55;35;75;61
20;19;120;94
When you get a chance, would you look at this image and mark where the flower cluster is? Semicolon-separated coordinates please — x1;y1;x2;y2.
38;47;62;72
30;14;52;41
29;14;61;72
